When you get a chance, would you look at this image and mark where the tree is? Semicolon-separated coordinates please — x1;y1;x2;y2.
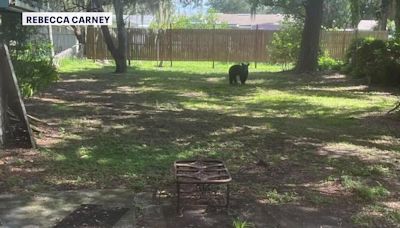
148;0;174;29
379;0;390;30
207;0;251;13
47;0;160;73
269;19;303;68
294;0;323;73
166;9;228;29
89;0;127;73
53;1;92;54
322;0;351;29
359;0;380;20
95;0;168;73
251;0;377;72
251;0;323;73
395;0;400;38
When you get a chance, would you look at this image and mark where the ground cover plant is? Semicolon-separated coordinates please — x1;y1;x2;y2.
1;60;399;226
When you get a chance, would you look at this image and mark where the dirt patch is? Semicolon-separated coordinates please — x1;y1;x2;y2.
54;204;129;227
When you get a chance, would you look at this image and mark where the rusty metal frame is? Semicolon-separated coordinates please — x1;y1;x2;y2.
174;159;232;212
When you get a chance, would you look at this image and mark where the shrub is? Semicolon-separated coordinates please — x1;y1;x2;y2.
12;42;58;97
345;37;400;85
318;52;344;71
1;12;58;97
269;19;303;68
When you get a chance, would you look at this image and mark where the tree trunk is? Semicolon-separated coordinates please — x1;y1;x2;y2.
71;26;86;45
395;0;400;38
113;0;127;73
0;66;5;148
100;24;120;60
379;0;389;30
71;26;86;56
295;0;324;73
92;0;127;73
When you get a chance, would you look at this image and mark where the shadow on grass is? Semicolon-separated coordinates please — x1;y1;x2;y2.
19;63;400;226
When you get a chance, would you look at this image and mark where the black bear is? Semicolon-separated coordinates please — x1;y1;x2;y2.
229;63;250;85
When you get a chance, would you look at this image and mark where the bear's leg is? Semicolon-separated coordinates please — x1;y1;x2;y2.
240;75;248;85
229;75;234;85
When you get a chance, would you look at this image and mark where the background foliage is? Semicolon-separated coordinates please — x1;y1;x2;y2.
345;37;400;85
269;19;302;68
0;12;58;97
13;42;58;97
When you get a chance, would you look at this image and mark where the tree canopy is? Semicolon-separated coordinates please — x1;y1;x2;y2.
207;0;251;14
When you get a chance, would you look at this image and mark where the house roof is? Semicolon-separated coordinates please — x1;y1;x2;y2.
358;20;378;31
216;13;284;28
124;15;154;28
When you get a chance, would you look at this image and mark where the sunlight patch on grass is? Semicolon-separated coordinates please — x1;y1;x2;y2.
210;124;274;137
340;175;390;201
51;103;73;112
320;142;400;162
62;78;99;83
306;192;334;206
206;77;225;82
116;86;136;93
178;91;209;98
302;85;369;92
250;88;393;118
34;97;67;104
130;61;283;74
64;118;103;129
260;189;299;205
77;146;93;159
154;101;183;111
96;158;112;165
181;100;230;111
352;204;400;227
58;59;113;73
382;201;400;210
370;135;400;150
46;176;97;187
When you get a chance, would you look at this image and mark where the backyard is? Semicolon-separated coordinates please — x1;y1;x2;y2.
1;60;400;226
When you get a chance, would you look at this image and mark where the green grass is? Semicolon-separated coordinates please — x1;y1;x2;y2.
341;175;390;201
263;189;299;205
233;219;254;228
352;204;400;227
58;59;284;74
18;59;400;226
306;192;334;206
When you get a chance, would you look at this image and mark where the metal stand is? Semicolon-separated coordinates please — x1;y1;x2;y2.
174;160;232;213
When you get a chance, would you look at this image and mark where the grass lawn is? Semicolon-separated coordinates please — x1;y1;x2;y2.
2;60;400;226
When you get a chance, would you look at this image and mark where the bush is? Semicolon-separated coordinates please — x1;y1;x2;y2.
1;12;58;97
12;42;58;97
318;52;344;71
345;37;400;85
269;19;303;68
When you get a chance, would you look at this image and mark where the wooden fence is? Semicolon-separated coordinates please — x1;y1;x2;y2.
85;28;388;62
320;31;388;59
